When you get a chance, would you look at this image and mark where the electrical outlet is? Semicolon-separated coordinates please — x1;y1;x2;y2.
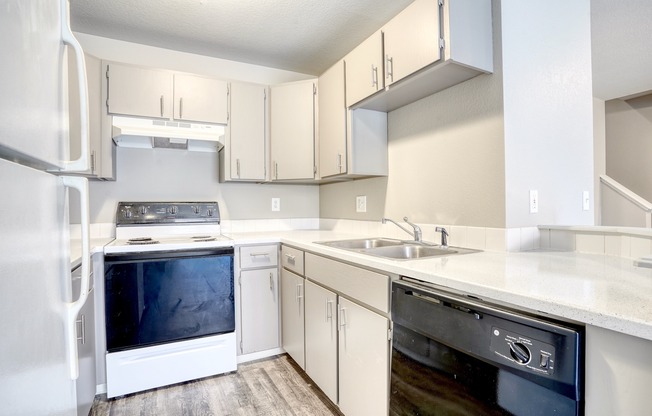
271;198;280;212
356;196;367;213
582;191;590;211
529;190;538;213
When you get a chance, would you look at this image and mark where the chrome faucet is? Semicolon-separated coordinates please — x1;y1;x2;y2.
435;227;449;247
382;217;422;242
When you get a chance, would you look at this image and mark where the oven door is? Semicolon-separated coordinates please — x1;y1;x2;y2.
104;247;235;352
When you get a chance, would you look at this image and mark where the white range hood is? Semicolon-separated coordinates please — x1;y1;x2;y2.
111;116;225;152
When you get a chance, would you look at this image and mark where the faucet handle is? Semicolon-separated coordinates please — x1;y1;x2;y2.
435;227;449;247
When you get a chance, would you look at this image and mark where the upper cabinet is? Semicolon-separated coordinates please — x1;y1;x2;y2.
383;0;441;86
68;53;114;180
270;80;316;181
344;30;384;108
346;0;493;111
319;60;388;180
172;74;228;124
319;61;347;178
106;62;228;125
106;63;172;119
220;82;268;182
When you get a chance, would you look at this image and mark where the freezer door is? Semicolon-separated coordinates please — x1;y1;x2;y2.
0;0;89;172
0;158;77;415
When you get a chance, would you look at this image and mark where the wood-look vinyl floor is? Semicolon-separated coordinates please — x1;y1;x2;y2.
89;354;343;416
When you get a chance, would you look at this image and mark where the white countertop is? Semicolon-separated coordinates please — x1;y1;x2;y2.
73;229;652;342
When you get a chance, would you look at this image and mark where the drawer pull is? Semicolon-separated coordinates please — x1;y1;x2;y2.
284;253;296;265
249;252;270;257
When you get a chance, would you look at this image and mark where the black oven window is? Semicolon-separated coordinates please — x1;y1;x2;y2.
105;253;234;352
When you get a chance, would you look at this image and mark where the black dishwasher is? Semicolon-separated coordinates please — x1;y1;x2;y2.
390;279;583;416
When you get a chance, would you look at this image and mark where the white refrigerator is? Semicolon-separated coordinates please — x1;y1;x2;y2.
0;1;93;415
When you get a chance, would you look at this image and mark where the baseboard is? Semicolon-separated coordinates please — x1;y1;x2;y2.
237;347;285;364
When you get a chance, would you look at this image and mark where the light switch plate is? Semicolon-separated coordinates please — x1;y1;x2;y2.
356;196;367;213
271;198;280;212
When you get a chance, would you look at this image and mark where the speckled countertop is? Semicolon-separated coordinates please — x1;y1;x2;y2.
74;230;652;342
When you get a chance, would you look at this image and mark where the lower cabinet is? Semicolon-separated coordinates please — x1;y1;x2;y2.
281;268;305;369
304;281;338;403
337;297;389;416
240;268;279;354
237;244;280;356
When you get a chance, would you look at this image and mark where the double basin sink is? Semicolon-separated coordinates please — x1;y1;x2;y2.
317;238;478;260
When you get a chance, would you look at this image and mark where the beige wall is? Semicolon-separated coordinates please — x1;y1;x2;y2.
320;1;506;228
605;94;652;202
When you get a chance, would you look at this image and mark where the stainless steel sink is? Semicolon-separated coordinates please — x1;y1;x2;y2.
318;238;404;250
362;244;458;259
316;238;479;260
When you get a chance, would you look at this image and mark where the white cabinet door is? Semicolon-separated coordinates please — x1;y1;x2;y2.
240;268;279;354
227;82;267;181
281;268;305;368
338;297;389;416
318;60;347;178
304;281;338;403
345;30;384;107
173;73;228;124
383;0;441;85
107;63;172;119
69;53;113;178
270;81;316;181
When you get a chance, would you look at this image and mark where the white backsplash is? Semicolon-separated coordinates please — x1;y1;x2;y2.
539;226;652;259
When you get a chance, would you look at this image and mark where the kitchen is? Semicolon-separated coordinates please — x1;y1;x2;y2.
1;0;651;415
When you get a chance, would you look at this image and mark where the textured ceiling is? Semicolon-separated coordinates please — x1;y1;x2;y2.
70;0;414;76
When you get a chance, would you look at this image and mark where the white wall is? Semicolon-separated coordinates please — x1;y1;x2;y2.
501;0;594;227
72;34;319;224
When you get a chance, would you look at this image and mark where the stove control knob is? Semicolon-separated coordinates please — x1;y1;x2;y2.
124;210;133;219
509;342;531;364
139;205;147;215
193;206;201;214
168;206;178;215
207;209;214;217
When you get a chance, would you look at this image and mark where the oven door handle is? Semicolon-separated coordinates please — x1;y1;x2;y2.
62;176;90;380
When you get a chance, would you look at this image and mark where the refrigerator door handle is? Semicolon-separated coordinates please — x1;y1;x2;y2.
62;176;90;380
58;0;90;173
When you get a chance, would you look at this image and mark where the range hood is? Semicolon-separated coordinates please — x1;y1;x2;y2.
111;116;225;152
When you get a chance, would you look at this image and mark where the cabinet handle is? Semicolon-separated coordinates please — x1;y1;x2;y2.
269;272;274;291
274;162;279;180
296;283;303;302
90;150;96;174
386;55;394;82
160;95;164;117
236;158;241;177
284;253;296;265
249;252;270;257
371;64;378;88
337;153;342;172
326;299;333;321
76;314;86;345
338;306;347;330
179;97;184;119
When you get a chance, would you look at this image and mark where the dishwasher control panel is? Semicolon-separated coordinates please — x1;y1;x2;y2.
490;326;556;376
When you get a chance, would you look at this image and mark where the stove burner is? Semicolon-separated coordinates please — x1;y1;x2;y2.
126;237;160;245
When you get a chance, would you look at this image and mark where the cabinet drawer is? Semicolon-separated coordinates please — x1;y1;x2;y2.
239;245;278;269
305;253;389;313
281;245;304;275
